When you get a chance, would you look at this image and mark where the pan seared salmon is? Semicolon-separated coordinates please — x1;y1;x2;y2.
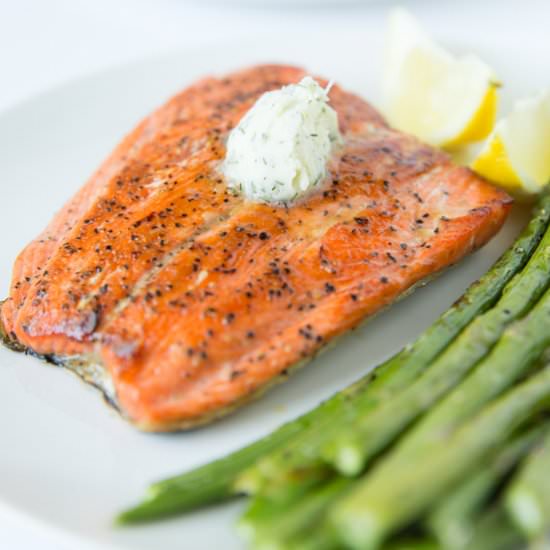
0;65;511;431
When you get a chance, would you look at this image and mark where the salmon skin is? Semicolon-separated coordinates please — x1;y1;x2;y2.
0;65;511;431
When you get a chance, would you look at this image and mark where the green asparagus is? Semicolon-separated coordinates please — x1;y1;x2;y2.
324;227;550;475
506;428;550;541
329;287;550;547
238;476;351;549
330;365;550;550
427;425;547;549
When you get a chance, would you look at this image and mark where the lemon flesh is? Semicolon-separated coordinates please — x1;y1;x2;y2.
472;91;550;196
383;8;498;149
471;135;523;193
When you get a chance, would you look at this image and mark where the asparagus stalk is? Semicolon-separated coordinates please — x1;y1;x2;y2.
324;226;550;475
238;476;351;549
427;425;547;549
237;197;550;493
118;197;550;523
506;428;550;541
330;365;550;550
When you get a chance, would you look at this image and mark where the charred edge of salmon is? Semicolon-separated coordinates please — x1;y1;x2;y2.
0;301;119;412
0;302;25;352
0;263;478;432
42;355;119;411
0;254;493;432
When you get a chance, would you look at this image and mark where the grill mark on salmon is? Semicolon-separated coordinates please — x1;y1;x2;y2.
0;65;511;431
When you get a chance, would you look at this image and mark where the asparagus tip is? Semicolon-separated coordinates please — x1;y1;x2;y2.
114;507;143;526
234;468;263;495
331;505;382;550
114;493;177;525
329;443;364;476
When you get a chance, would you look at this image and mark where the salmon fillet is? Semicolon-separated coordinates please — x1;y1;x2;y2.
0;65;511;431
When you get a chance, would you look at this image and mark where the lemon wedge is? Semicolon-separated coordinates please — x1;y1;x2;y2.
383;8;499;149
471;91;550;196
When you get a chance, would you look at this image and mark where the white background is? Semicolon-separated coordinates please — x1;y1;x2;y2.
2;0;550;114
1;0;549;548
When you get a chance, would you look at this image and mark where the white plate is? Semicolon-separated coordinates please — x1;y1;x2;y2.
0;27;549;550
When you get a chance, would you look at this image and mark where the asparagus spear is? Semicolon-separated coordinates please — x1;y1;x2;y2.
117;196;550;524
324;226;550;475
237;197;550;493
330;365;550;550
427;425;547;549
250;427;541;550
238;476;351;549
293;315;550;549
506;428;550;541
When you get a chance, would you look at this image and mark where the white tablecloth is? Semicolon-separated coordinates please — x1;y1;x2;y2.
1;0;549;548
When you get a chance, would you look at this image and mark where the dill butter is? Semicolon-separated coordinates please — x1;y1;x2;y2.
221;77;342;203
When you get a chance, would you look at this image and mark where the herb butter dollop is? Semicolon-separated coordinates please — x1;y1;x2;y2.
221;76;342;203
